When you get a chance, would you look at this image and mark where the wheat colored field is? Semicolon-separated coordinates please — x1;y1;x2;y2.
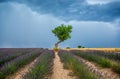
63;48;120;52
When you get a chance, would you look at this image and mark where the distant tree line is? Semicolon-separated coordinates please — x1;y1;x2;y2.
66;45;85;49
77;45;85;48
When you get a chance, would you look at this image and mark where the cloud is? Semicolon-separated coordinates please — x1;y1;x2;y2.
65;20;119;47
0;2;120;48
113;19;120;27
0;2;64;48
86;0;120;5
0;0;120;22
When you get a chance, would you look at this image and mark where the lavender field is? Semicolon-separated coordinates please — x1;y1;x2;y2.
1;0;120;79
0;48;120;79
0;48;54;79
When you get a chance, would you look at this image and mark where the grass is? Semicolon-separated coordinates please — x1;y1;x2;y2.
73;51;120;74
111;62;120;74
59;51;99;79
24;51;54;79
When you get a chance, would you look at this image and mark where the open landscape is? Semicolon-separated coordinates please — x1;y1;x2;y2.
1;0;120;79
0;48;120;79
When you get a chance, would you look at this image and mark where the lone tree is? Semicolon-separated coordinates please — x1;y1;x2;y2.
52;24;72;49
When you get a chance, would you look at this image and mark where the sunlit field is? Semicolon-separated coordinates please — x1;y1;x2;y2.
64;48;120;52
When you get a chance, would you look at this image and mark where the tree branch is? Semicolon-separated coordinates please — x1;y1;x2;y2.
55;41;62;48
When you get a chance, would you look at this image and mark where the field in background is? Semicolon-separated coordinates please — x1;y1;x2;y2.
64;48;120;52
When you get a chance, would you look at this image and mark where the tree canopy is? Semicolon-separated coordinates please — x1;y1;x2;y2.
52;24;72;42
52;24;72;49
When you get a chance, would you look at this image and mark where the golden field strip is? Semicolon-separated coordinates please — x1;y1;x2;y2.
62;48;120;52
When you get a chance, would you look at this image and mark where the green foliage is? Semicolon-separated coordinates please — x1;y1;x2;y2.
59;52;98;79
52;24;72;42
111;63;120;74
78;45;82;48
66;47;70;49
78;45;85;48
53;47;59;52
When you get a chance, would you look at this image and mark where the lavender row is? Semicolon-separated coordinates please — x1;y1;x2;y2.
24;50;54;79
0;49;43;79
58;50;99;79
71;50;120;74
0;48;34;57
0;48;42;66
70;50;120;61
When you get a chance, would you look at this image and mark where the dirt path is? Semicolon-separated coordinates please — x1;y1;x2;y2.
6;56;40;79
73;55;120;79
51;52;76;79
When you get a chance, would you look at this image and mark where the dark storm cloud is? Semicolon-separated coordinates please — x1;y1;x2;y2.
0;0;120;22
0;0;120;48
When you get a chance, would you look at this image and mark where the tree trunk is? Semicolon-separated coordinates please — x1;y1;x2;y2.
55;41;61;48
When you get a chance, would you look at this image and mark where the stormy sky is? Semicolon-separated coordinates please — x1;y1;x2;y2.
0;0;120;48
